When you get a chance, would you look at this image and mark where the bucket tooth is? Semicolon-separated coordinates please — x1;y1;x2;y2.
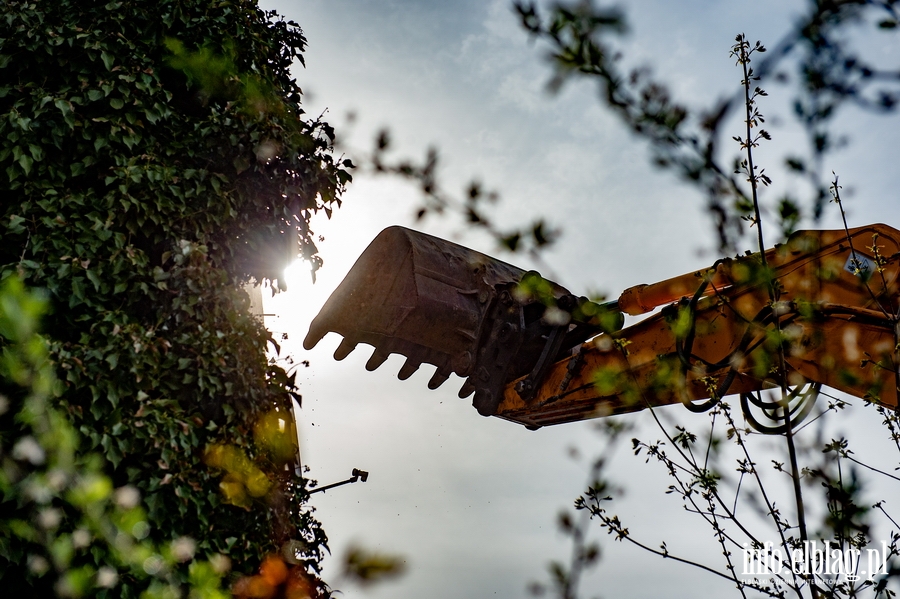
366;347;391;371
398;358;421;381
333;338;358;361
473;388;497;416
428;369;450;390
303;325;327;351
458;379;476;399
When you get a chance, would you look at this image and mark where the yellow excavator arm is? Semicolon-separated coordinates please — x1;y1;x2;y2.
304;224;900;430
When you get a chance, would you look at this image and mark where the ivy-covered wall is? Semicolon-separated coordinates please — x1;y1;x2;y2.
1;0;348;594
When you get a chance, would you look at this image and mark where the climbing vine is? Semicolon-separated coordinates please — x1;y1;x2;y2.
1;0;349;595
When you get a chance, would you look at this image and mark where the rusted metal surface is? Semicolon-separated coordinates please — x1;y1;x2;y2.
304;226;614;417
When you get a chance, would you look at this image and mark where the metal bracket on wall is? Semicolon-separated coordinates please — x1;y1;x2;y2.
308;468;370;494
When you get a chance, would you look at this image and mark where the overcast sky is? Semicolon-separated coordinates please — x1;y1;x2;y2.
257;2;899;597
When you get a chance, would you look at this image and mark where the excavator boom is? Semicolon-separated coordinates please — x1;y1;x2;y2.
304;224;900;430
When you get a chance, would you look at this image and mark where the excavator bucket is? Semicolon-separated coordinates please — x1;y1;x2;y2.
303;226;621;417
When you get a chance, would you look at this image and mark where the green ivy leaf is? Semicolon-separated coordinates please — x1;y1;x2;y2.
18;153;33;176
